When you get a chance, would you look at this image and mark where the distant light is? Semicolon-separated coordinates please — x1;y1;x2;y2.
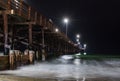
78;42;80;45
49;19;53;23
68;41;71;43
61;55;73;60
84;44;87;48
84;52;87;55
76;39;79;42
11;10;14;14
74;44;77;46
55;28;59;32
64;18;69;23
76;34;80;39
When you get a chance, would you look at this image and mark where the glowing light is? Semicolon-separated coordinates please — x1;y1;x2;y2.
61;55;73;60
76;34;80;39
63;17;69;37
64;18;69;23
74;44;77;46
49;19;53;23
55;28;59;32
76;39;79;42
11;10;14;14
78;42;80;45
84;52;87;55
84;44;87;48
68;41;71;43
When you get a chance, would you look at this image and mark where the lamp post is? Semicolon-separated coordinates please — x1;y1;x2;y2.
84;44;87;49
76;34;80;44
42;29;45;61
63;18;69;37
76;34;81;53
63;18;69;54
83;44;87;55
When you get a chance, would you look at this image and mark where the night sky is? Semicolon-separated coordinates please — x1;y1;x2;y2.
25;0;120;54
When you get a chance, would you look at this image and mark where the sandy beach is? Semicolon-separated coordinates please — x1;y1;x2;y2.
0;75;120;81
0;75;57;81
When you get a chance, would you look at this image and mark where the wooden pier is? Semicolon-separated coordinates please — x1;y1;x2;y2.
0;0;80;70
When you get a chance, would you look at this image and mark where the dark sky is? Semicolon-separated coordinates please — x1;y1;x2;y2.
25;0;120;54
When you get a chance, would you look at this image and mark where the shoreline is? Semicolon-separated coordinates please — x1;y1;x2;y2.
0;75;57;81
0;74;120;81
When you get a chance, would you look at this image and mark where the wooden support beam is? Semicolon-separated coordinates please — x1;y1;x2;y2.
41;29;45;48
14;22;36;25
40;15;42;25
28;7;31;20
11;25;15;50
7;0;11;9
29;23;32;48
41;28;46;61
3;13;8;55
19;0;23;16
35;12;37;22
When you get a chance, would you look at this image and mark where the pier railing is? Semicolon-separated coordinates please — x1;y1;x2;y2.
0;0;79;54
0;0;54;31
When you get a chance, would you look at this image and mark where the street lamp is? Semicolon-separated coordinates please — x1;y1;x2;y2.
63;18;69;54
84;44;87;49
76;34;80;44
83;44;87;55
76;39;79;42
76;34;81;53
76;34;80;43
63;18;69;37
76;34;80;39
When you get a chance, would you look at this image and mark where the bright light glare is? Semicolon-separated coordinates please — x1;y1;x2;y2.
84;44;87;48
84;52;87;55
61;55;73;60
76;39;79;42
76;34;80;39
64;18;69;23
11;10;14;14
55;28;59;32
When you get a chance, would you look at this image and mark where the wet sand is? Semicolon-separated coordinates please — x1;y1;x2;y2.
0;75;120;81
